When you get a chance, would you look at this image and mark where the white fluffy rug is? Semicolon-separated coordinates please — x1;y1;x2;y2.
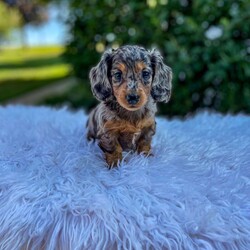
0;106;250;250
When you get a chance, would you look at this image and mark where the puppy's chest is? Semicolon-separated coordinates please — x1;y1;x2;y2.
103;118;154;151
118;131;141;151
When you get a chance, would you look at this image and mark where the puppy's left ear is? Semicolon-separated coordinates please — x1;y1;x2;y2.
150;49;172;103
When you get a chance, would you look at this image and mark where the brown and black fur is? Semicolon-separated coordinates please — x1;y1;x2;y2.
86;45;172;167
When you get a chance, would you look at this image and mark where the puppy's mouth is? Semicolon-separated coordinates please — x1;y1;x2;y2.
114;89;148;111
118;94;146;111
125;105;141;111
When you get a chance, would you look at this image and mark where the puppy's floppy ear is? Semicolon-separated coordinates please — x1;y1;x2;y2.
89;49;113;101
150;48;172;103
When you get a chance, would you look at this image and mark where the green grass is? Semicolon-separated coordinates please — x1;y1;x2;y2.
0;46;71;102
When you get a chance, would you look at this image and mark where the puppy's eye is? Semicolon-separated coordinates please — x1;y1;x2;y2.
142;71;150;80
113;72;122;81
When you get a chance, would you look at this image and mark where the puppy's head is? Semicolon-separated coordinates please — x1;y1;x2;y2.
89;45;172;111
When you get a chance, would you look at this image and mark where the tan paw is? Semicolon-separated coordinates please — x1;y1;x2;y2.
105;152;122;169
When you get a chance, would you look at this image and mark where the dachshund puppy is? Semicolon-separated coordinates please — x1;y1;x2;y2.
87;45;172;168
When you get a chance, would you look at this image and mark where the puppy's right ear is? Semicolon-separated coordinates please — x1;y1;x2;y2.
89;49;113;101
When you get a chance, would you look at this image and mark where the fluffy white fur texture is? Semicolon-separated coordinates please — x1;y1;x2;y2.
0;105;249;250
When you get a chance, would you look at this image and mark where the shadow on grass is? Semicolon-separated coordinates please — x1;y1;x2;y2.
41;82;98;112
0;56;64;70
0;76;69;102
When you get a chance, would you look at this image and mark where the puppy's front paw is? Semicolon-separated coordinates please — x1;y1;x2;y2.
137;144;153;157
105;151;122;169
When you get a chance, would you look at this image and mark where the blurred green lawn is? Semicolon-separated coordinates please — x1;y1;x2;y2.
0;46;71;102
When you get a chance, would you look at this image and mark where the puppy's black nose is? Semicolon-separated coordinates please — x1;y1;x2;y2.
126;94;140;105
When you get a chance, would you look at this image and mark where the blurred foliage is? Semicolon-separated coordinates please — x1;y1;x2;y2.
0;0;51;45
0;46;71;102
65;0;250;116
0;1;22;40
2;0;48;25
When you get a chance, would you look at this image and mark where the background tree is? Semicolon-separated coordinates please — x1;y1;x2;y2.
0;1;21;43
65;0;250;116
1;0;49;46
2;0;48;24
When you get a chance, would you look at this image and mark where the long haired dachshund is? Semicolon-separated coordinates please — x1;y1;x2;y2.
87;45;172;168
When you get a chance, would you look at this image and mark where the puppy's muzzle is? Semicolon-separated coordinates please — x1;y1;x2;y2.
126;94;140;105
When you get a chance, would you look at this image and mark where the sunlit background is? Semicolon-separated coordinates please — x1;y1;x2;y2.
0;0;249;117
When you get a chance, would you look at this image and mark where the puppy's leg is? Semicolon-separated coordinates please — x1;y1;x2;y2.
99;133;122;168
137;125;155;156
137;137;152;156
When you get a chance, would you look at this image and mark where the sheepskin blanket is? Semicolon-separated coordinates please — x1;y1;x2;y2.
0;106;249;250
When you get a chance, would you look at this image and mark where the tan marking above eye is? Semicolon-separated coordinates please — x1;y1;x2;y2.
114;63;127;73
135;61;147;73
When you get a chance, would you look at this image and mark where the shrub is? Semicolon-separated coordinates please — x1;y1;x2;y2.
65;0;250;116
